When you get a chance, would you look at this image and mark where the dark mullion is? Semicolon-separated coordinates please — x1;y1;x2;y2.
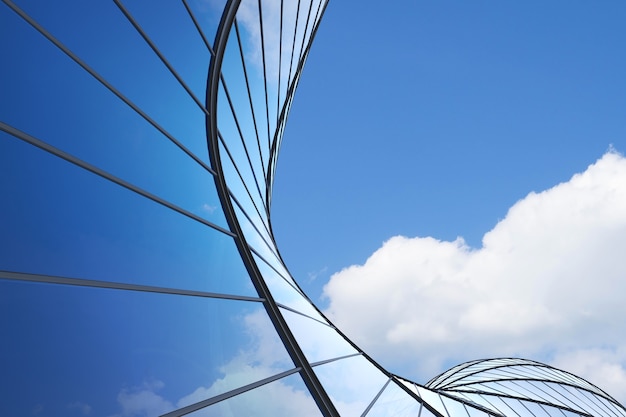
256;0;272;159
295;0;314;76
267;0;327;207
286;0;302;89
559;384;614;417
207;3;338;413
249;246;308;297
217;131;271;233
229;191;281;260
310;353;363;368
276;0;284;140
233;19;267;181
473;393;520;417
114;0;209;116
160;368;302;417
539;381;597;415
1;0;216;178
276;303;334;327
303;0;325;65
0;122;233;237
0;270;263;303
436;390;506;417
219;75;269;213
182;0;216;56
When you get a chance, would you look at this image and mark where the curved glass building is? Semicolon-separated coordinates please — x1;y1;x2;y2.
1;1;624;416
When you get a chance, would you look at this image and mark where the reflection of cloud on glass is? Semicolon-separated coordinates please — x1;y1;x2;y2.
32;404;44;416
108;380;174;417
236;0;309;82
105;309;304;416
67;401;92;415
307;266;327;283
201;203;217;214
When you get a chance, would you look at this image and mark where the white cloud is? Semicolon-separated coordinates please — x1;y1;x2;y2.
109;380;174;417
67;401;92;415
322;151;626;402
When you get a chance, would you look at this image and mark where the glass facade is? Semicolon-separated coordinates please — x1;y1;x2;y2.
1;1;624;416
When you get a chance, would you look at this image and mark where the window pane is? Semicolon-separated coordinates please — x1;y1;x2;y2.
0;8;223;229
364;382;422;417
5;0;209;161
312;355;389;417
186;372;321;417
0;135;254;296
0;279;293;417
280;307;358;363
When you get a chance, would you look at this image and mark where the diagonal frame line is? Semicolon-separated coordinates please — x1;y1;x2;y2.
0;270;264;302
1;0;216;178
159;368;302;417
114;0;209;116
0;121;234;237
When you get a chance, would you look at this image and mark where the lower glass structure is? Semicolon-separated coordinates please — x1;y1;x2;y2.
1;1;624;416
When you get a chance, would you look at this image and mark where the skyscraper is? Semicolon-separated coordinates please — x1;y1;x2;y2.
1;1;624;416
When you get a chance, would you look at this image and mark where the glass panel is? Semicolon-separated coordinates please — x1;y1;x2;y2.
443;393;501;416
220;140;269;232
415;386;451;417
221;25;267;186
252;253;327;321
0;135;254;296
365;382;422;417
121;0;212;101
313;355;389;417
0;9;223;229
8;0;210;162
182;0;226;53
186;372;321;417
233;3;272;164
514;399;552;417
217;78;267;209
460;402;495;417
235;201;280;263
440;396;471;417
280;307;358;363
0;279;292;417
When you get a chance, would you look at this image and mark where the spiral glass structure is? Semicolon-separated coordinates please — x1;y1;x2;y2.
1;1;624;416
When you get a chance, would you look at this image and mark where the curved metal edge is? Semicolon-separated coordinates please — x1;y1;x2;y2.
205;1;339;416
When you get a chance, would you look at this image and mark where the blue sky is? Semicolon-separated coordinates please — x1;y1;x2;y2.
273;1;626;299
272;0;626;397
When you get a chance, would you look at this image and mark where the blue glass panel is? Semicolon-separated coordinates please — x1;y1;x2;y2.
0;279;292;417
0;135;254;296
280;307;358;363
7;0;209;161
121;0;212;102
415;386;450;417
313;355;389;417
0;6;223;229
186;372;321;416
182;0;226;53
364;382;422;417
221;26;268;190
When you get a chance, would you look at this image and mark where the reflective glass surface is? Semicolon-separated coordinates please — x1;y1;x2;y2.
0;279;292;417
313;355;389;417
364;382;423;417
280;307;358;363
187;373;321;417
0;135;255;296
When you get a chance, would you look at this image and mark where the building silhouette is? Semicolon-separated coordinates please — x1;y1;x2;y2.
1;0;624;416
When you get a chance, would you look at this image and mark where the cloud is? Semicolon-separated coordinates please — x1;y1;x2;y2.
109;380;175;417
67;401;92;415
237;0;321;83
322;151;626;402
